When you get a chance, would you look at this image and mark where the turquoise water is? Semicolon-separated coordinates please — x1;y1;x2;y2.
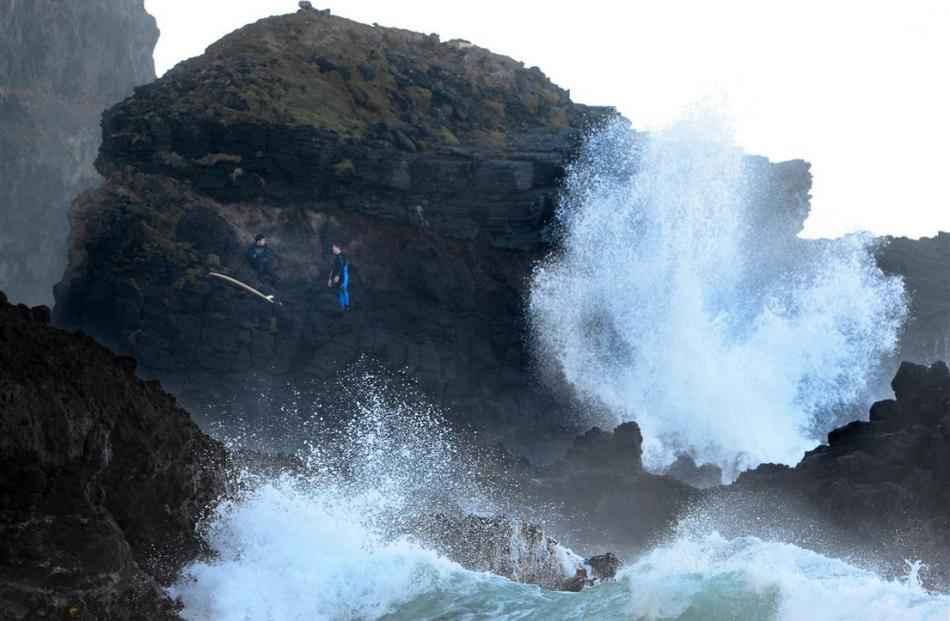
169;479;948;621
382;535;947;621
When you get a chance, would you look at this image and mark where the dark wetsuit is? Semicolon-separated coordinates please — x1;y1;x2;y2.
330;253;350;309
247;244;275;284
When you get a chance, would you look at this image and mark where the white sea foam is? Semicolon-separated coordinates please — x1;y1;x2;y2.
529;115;907;477
623;533;949;621
170;486;949;621
168;477;461;621
170;379;479;621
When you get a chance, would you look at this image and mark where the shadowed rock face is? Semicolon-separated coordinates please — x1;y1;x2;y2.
706;360;950;589
876;232;950;365
478;422;700;558
0;292;226;619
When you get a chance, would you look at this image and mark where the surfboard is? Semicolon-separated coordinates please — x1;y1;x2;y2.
208;272;275;303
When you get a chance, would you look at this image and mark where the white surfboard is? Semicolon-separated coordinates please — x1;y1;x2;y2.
208;271;275;303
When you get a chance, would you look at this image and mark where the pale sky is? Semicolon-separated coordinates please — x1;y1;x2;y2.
145;0;950;239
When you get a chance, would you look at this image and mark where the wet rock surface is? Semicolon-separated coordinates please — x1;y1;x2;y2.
0;0;158;306
415;513;621;592
0;292;226;620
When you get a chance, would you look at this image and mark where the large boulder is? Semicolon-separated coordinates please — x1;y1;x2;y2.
0;292;226;619
413;513;620;592
92;9;606;251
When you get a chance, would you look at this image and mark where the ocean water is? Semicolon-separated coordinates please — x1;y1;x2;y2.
169;391;948;621
528;115;907;477
169;477;948;621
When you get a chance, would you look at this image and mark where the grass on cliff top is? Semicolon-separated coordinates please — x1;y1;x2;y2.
155;10;577;149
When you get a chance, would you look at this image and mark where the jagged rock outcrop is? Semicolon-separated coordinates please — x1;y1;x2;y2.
662;453;723;489
482;422;700;557
706;360;950;589
414;514;620;591
52;10;814;459
0;292;226;620
0;0;158;306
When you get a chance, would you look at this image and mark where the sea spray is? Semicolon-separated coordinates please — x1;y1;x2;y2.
170;375;479;620
168;375;948;620
529;116;907;477
171;492;949;621
168;477;460;621
169;373;529;619
620;534;948;621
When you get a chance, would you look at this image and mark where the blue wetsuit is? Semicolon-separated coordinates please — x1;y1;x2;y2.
330;253;350;309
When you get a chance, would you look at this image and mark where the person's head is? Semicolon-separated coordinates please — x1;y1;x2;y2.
332;242;343;255
255;233;266;246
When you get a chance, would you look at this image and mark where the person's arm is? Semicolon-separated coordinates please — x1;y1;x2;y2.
328;256;339;286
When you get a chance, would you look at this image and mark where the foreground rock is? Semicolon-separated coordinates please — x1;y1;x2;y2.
0;0;158;305
0;292;226;619
415;514;620;591
708;360;950;589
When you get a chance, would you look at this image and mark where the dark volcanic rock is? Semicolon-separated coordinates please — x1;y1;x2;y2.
414;513;620;592
875;232;950;364
93;10;607;251
662;453;723;489
0;0;158;306
0;292;226;619
53;171;582;456
508;422;700;557
711;360;950;588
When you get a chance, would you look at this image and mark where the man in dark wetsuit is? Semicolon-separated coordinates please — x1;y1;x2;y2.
247;233;277;285
327;242;350;310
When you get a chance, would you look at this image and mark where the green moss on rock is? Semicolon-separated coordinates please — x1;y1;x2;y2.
117;10;587;151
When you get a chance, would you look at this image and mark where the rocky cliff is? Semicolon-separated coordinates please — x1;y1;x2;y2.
0;292;226;620
0;0;158;306
52;9;816;459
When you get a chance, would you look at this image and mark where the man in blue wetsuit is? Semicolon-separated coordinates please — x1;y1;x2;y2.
327;242;350;310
